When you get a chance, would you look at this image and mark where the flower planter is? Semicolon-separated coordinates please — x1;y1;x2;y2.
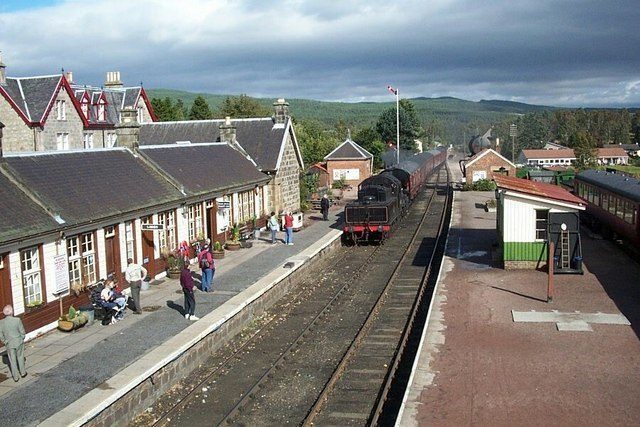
225;242;241;251
166;269;181;279
212;250;225;259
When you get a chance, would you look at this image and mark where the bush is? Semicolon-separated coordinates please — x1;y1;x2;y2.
332;178;346;189
462;179;496;191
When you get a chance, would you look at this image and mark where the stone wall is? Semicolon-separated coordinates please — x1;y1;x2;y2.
273;133;300;213
0;95;37;152
39;88;85;151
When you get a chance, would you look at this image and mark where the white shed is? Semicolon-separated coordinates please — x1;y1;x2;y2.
494;175;585;270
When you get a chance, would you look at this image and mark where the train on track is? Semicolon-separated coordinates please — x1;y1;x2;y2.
343;147;448;244
574;170;640;250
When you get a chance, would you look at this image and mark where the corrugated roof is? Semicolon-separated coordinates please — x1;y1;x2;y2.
494;175;584;206
576;170;640;202
4;149;183;226
139;144;269;196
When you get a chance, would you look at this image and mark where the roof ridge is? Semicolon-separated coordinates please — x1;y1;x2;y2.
8;74;62;80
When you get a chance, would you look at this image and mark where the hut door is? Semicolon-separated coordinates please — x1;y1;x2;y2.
104;225;121;281
141;216;155;277
0;253;12;319
206;201;220;242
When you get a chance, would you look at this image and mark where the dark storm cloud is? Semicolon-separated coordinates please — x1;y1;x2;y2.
0;0;638;106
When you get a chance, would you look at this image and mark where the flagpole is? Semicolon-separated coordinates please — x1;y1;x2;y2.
395;88;400;165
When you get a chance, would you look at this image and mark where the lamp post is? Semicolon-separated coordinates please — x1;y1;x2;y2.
388;85;400;165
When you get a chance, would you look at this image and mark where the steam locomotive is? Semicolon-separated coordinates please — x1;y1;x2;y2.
343;147;447;244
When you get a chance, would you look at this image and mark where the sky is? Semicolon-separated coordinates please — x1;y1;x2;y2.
1;0;639;107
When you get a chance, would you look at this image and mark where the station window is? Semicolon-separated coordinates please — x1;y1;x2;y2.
21;247;43;305
187;204;204;242
535;209;549;240
125;221;136;262
158;210;176;252
67;232;96;288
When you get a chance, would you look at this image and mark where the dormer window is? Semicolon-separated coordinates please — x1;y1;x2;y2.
97;99;106;121
137;106;144;124
56;100;66;120
81;100;89;120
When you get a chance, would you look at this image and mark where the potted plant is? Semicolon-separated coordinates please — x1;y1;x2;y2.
58;305;88;332
212;240;225;259
165;251;184;279
225;223;242;251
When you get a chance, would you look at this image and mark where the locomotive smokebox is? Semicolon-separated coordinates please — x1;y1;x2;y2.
468;128;495;155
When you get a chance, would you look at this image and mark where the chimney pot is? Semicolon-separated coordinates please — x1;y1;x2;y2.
65;70;73;83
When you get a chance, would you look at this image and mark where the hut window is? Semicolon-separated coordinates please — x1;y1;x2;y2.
535;209;549;240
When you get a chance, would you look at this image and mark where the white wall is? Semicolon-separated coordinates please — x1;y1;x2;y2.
503;195;579;242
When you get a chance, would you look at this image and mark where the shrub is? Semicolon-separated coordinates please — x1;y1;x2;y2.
332;178;346;189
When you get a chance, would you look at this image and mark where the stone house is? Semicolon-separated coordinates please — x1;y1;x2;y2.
138;99;304;216
463;148;516;185
323;138;373;188
0;55;155;152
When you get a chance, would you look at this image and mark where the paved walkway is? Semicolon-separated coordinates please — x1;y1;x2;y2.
398;159;640;426
0;208;343;426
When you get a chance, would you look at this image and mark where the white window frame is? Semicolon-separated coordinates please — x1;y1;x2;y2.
56;133;69;150
106;133;117;148
83;132;94;149
158;210;176;252
81;101;89;119
67;232;96;288
187;203;204;242
21;247;43;305
56;99;66;120
125;221;136;262
97;100;106;122
137;106;144;124
535;209;549;241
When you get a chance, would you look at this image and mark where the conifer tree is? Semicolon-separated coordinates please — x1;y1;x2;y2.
189;95;213;120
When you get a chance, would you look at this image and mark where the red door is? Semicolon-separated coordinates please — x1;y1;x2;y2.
104;225;122;282
141;216;156;277
0;253;13;319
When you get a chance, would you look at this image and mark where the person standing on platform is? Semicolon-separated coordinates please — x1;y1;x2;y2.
198;245;214;292
321;194;330;221
180;261;198;320
284;212;294;245
0;305;27;382
125;258;147;314
268;212;279;244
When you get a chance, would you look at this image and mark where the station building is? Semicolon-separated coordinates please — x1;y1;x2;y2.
463;148;515;185
322;138;373;188
494;175;585;270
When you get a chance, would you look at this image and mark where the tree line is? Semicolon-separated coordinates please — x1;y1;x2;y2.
151;94;270;121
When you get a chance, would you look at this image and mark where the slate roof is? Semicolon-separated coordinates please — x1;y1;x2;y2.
324;139;373;160
0;171;59;244
3;149;183;227
465;148;515;168
139;143;269;196
139;118;290;171
494;175;585;207
576;170;640;203
3;75;61;122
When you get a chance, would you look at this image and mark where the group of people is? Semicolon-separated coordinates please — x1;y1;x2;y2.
268;211;296;245
100;258;147;324
177;240;218;321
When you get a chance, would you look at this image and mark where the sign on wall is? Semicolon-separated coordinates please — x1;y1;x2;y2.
333;169;360;180
472;170;487;182
141;224;164;231
217;201;231;210
54;254;70;293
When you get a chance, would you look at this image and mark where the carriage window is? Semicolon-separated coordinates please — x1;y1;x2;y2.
535;209;549;240
601;193;608;211
608;195;616;214
624;201;635;224
615;197;625;219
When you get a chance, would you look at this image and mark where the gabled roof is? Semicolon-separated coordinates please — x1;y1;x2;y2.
308;162;328;173
324;138;373;160
494;175;585;207
1;75;64;124
3;149;183;227
0;171;59;244
597;147;628;157
139;143;269;196
139;117;301;171
466;148;515;168
576;170;640;203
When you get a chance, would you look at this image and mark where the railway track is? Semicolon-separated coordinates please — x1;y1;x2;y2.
141;165;450;427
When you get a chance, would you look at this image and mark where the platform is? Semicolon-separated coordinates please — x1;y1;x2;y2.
0;210;343;427
397;159;640;425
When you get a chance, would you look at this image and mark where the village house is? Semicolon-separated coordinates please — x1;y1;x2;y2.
518;147;628;166
138;99;304;216
462;148;516;185
0;54;155;152
322;138;373;188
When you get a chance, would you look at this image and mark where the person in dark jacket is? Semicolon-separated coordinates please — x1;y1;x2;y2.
320;194;330;221
0;305;27;382
180;261;198;320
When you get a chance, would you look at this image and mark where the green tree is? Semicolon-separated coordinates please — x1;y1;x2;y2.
353;126;386;169
217;94;269;118
150;97;178;121
189;95;213;120
174;99;187;121
376;100;421;150
632;111;640;144
570;131;598;169
295;119;339;166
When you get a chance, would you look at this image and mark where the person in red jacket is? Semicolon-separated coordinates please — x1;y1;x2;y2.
284;212;294;245
180;261;198;320
197;245;214;292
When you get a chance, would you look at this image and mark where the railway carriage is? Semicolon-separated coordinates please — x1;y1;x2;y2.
574;170;640;248
343;147;447;244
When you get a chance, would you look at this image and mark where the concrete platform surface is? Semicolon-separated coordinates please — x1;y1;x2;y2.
398;159;640;426
0;209;343;427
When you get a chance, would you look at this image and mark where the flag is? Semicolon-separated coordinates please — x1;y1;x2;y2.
387;85;398;95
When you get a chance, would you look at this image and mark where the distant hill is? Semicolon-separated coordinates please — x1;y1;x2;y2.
146;89;555;143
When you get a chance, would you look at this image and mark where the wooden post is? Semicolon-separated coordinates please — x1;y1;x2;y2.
548;241;554;303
